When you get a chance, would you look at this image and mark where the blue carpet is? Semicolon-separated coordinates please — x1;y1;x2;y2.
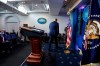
22;44;81;66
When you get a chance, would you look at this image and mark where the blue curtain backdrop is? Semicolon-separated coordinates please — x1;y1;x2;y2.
77;5;90;50
76;7;88;50
70;8;78;51
70;8;87;51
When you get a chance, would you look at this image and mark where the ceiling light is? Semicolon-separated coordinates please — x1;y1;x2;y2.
65;0;67;2
0;0;7;3
35;4;37;7
22;2;25;4
79;5;85;10
43;4;50;11
18;5;27;14
45;4;50;11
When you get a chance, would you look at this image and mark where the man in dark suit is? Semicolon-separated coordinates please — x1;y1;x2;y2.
49;18;59;51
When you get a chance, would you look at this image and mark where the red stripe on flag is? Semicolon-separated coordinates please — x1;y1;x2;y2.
66;26;72;48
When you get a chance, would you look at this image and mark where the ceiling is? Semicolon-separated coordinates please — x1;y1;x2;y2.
0;0;90;16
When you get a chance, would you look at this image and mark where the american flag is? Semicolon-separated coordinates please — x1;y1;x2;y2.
66;26;72;48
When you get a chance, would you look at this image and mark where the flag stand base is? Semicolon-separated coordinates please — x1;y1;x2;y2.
64;49;71;54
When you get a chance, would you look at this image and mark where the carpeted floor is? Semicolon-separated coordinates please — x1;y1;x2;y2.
0;43;81;66
0;42;31;66
0;42;99;66
22;44;81;66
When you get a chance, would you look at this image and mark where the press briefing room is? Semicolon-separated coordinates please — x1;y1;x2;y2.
0;0;100;66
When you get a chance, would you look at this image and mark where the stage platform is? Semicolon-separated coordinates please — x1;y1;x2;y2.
21;44;81;66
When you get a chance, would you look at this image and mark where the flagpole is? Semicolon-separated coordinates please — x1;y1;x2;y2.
64;25;72;54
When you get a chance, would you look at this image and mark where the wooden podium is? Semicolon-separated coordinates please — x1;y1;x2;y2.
20;27;44;64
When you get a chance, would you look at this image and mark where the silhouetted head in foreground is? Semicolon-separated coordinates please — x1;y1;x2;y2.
54;18;58;22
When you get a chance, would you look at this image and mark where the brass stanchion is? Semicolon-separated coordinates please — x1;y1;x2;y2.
64;44;71;54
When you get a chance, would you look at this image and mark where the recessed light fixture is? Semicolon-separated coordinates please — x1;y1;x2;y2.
0;0;7;3
18;5;27;14
35;4;38;7
22;2;25;4
79;5;85;10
